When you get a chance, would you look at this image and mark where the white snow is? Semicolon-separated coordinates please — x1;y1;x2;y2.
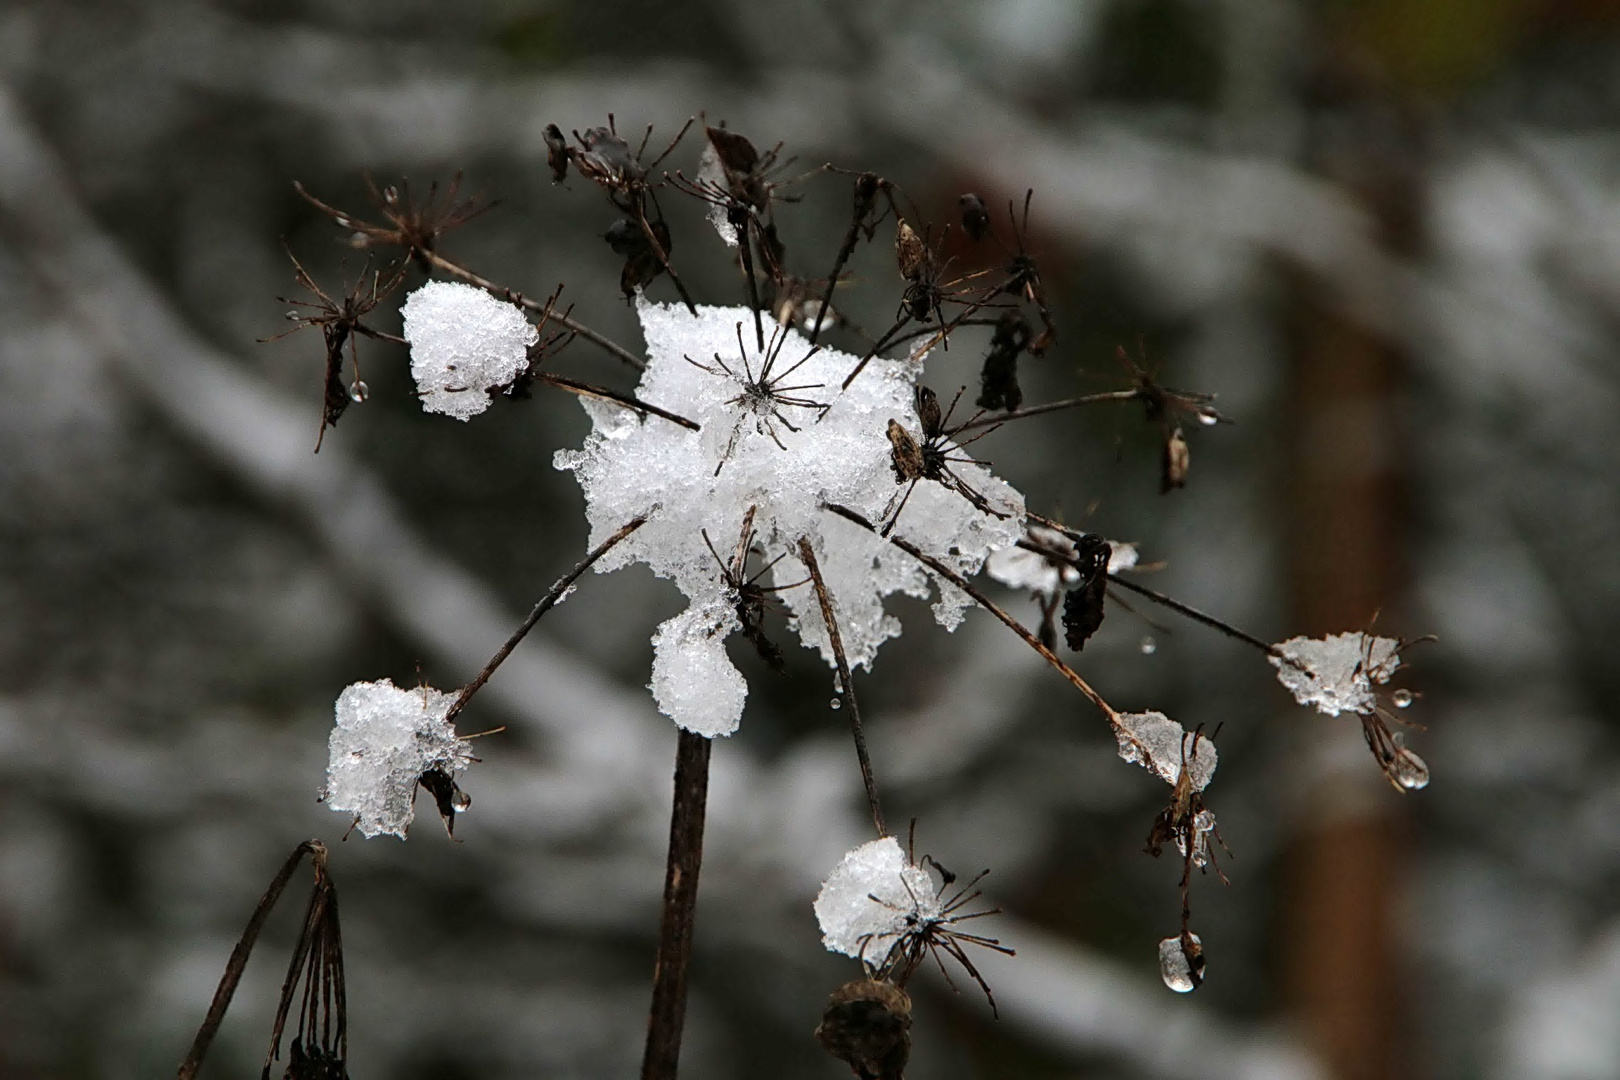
556;299;1024;736
324;678;473;838
400;280;537;420
1270;632;1401;717
814;836;942;969
1114;711;1217;791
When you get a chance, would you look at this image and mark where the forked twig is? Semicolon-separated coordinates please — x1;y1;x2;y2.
798;538;887;838
176;840;327;1080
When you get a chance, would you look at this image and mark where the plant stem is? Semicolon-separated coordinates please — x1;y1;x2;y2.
640;729;712;1080
534;373;699;430
823;504;1116;724
177;840;325;1080
797;538;887;838
954;390;1142;433
447;516;649;724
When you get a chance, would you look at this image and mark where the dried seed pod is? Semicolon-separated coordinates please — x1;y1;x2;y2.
895;221;928;283
976;310;1031;412
815;978;912;1080
959;192;990;241
543;123;570;183
1161;425;1190;493
886;420;925;483
1061;533;1112;651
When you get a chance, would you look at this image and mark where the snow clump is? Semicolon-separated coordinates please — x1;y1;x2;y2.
814;836;941;969
324;678;473;838
986;527;1141;598
1270;632;1401;717
1114;710;1217;791
401;280;537;420
556;299;1025;737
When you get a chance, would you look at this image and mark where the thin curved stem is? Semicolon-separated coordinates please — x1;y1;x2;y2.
797;537;887;838
447;516;649;724
954;390;1142;433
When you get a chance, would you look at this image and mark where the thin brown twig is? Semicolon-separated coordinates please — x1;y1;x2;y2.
823;504;1116;724
177;840;326;1080
446;516;650;724
640;729;712;1080
1019;511;1282;657
954;390;1142;433
797;537;887;838
535;374;700;430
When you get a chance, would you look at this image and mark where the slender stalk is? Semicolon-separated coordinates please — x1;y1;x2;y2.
1103;572;1280;657
641;729;712;1080
954;390;1142;433
1018;510;1287;659
420;250;647;371
823;504;1116;724
797;538;887;838
534;373;700;431
177;840;325;1080
446;516;649;723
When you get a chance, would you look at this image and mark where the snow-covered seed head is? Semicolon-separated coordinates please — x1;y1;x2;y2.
814;836;1013;1014
324;678;475;838
556;300;1024;737
1271;631;1432;790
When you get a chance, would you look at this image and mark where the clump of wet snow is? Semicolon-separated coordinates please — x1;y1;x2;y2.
556;299;1024;736
1114;711;1217;790
324;678;473;838
986;528;1141;598
1270;632;1401;717
814;837;941;969
401;280;537;420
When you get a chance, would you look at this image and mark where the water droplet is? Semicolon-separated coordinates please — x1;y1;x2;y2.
1390;745;1430;791
1197;412;1219;426
285;310;300;321
1158;934;1205;993
830;697;842;711
383;185;399;205
349;380;369;403
1139;636;1157;655
1392;688;1414;709
451;789;472;812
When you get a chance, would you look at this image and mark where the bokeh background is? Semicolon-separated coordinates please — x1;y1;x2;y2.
3;1;1620;1078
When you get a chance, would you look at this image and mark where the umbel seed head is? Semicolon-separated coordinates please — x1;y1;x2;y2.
816;978;912;1080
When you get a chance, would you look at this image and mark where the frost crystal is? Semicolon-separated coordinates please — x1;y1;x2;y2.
556;300;1024;736
1115;711;1217;790
324;678;473;838
814;837;941;969
1270;632;1401;717
400;280;537;420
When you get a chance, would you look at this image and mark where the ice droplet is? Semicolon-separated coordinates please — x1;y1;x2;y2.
349;380;369;403
830;697;842;711
285;310;300;321
1158;934;1204;993
1139;636;1157;655
451;789;472;812
1392;688;1414;708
